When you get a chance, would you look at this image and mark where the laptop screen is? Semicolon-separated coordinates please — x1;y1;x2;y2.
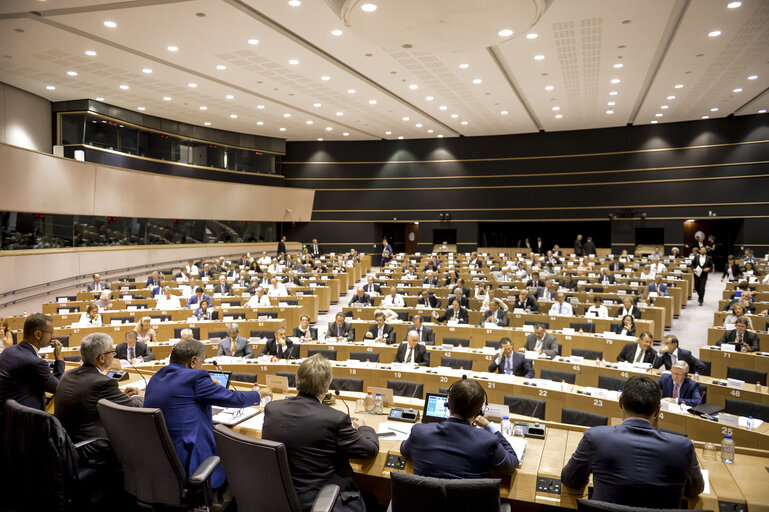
422;393;450;423
208;370;232;388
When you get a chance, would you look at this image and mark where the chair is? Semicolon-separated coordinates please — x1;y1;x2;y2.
231;372;258;383
58;306;80;314
441;357;473;370
699;360;712;377
561;408;608;427
485;340;501;349
724;398;769;422
597;375;626;392
96;399;219;511
221;299;241;307
727;366;767;386
439;387;451;394
250;329;273;339
570;322;595;333
174;327;200;339
571;348;603;360
63;355;82;363
54;336;70;347
585;286;604;293
503;396;546;420
396;311;409;321
609;322;623;333
389;472;509;512
442;337;470;347
331;377;364;392
349;351;380;363
344;310;354;317
524;320;549;329
308;349;337;360
207;330;227;340
576;498;707;512
276;372;297;387
388;380;424;399
540;369;576;384
659;427;687;437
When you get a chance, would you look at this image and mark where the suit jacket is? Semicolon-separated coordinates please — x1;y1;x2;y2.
216;336;254;358
214;283;232;295
609;262;625;271
561;418;703;508
657;374;702;406
349;293;372;306
723;263;742;281
401;417;518;479
259;338;299;359
447;295;469;308
526;279;544;288
145;276;161;288
437;307;468;324
487;352;534;377
363;283;381;295
0;342;65;411
512;296;539;312
277;240;286;256
309;244;323;257
262;393;378;512
560;279;578;291
716;329;760;352
481;309;509;327
691;254;713;277
599;274;615;284
468;258;482;268
648;282;669;296
395;343;430;365
326;321;354;340
611;324;636;337
144;363;262;488
574;240;583;256
417;295;441;309
292;326;318;340
653;348;705;373
582;242;596;255
617;342;657;364
87;281;109;292
185;293;213;309
523;333;560;357
283;277;302;286
422;277;439;287
405;325;435;345
115;341;156;362
367;323;396;344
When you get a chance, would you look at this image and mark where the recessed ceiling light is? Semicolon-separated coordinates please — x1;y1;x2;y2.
500;110;508;115
361;3;377;12
708;30;721;37
554;114;563;119
667;95;676;100
257;121;264;126
415;123;423;128
450;114;458;118
137;106;145;111
119;84;129;90
321;75;330;81
385;131;392;135
343;132;349;136
710;107;719;111
306;120;314;125
347;89;356;94
651;120;658;124
498;29;513;37
728;1;742;7
609;91;618;96
611;78;620;84
67;71;77;76
216;65;226;70
402;116;410;121
204;121;211;126
283;113;291;118
545;85;554;91
226;94;234;99
534;55;545;61
613;63;623;69
661;105;668;109
674;84;684;88
460;121;468;125
142;68;152;74
325;126;332;131
95;97;104;101
732;88;742;93
552;106;560;111
85;50;96;56
45;85;56;91
199;106;207;110
188;83;197;88
288;0;301;6
759;109;767;113
248;39;259;45
331;29;343;36
437;134;444;138
398;136;404;139
313;103;321;107
606;110;614;114
425;96;434;101
608;101;616;106
702;115;709;119
439;105;448;110
163;96;171;101
458;63;469;69
748;75;758;80
427;129;434;133
409;84;418;90
104;21;117;28
288;59;299;65
257;105;265;109
167;45;179;52
472;78;482;84
368;99;377;104
655;113;663;117
279;127;286;131
230;114;238;119
526;33;538;39
335;111;343;116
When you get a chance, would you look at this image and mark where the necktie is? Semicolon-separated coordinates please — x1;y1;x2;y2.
378;327;383;338
535;338;543;351
277;344;283;358
406;347;413;364
737;333;743;345
559;304;563;314
417;329;421;342
231;339;237;355
635;348;643;363
673;383;680;399
337;325;341;337
504;356;512;375
128;347;135;360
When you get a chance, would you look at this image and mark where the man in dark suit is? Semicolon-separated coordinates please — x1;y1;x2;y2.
367;312;396;344
395;331;430;365
145;271;160;289
309;238;322;258
561;376;704;508
716;317;760;352
401;378;518;479
609;260;625;272
213;276;232;295
488;338;534;377
259;326;299;359
481;300;509;327
145;339;269;490
283;271;302;287
55;332;143;467
574;234;583;256
691;246;713;306
404;315;435;345
617;332;657;364
658;361;702;407
599;269;615;284
468;251;482;268
456;278;471;299
512;289;539;312
116;330;156;363
0;313;64;411
348;287;372;306
526;272;544;289
521;325;560;357
185;286;213;309
87;272;109;292
417;289;441;309
363;276;381;295
381;237;393;265
277;235;286;257
262;354;378;512
422;270;439;287
434;301;469;324
447;288;469;308
326;312;354;341
653;335;706;373
648;275;669;296
582;236;596;256
216;323;255;358
560;274;578;291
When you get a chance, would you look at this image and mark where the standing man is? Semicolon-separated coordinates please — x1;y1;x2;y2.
574;234;584;257
488;338;534;377
277;235;287;257
309;238;322;258
381;237;393;265
691;246;713;306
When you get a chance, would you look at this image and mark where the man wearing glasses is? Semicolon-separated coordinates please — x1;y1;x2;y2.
0;313;65;411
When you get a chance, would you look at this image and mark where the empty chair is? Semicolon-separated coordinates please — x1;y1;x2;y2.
231;372;258;383
724;398;769;422
207;330;228;340
540;369;576;385
571;348;603;360
276;372;296;387
213;425;338;512
308;349;337;361
699;360;712;377
387;380;424;399
396;311;409;321
585;286;604;293
349;352;380;363
54;336;69;347
485;340;501;350
441;357;473;370
597;375;626;392
331;377;364;392
727;366;767;386
570;322;595;333
390;472;509;512
576;498;707;512
221;299;241;307
561;408;608;427
250;330;273;339
503;396;546;420
109;316;135;324
63;355;82;363
282;299;299;306
524;320;549;329
442;337;470;347
344;310;354;317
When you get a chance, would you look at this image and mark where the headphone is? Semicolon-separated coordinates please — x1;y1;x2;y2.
447;375;489;417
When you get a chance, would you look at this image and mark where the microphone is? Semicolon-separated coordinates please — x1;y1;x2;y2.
333;384;351;418
125;358;148;390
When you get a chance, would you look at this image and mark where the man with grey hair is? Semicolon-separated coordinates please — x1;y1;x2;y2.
216;323;254;358
179;328;196;341
657;360;702;406
395;330;430;365
156;285;182;309
55;332;143;468
263;354;378;512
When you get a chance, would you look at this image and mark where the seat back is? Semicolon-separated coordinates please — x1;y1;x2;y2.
331;377;364;392
699;360;712;377
396;311;409;321
387;380;424;399
250;330;273;339
585;286;603;293
727;366;767;386
561;408;608;427
524;320;549;329
174;327;200;339
570;322;595;333
390;473;503;512
54;336;70;347
207;330;227;340
96;399;187;506
221;300;241;307
597;375;627;392
150;314;172;322
443;477;503;512
276;372;296;387
503;396;546;420
231;372;259;383
349;351;380;363
609;322;622;332
540;368;576;384
577;498;707;512
308;349;337;361
485;340;501;349
724;398;769;422
441;357;473;370
572;348;603;360
442;337;470;347
213;425;302;512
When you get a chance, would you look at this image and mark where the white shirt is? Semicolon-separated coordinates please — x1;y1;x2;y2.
268;263;284;274
382;294;405;307
78;313;102;326
258;256;272;265
548;302;573;316
586;305;608;318
187;264;200;276
651;263;667;273
156;294;182;309
267;283;288;297
246;294;271;307
619;306;638;318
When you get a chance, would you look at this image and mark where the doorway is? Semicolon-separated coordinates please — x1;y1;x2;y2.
404;223;419;253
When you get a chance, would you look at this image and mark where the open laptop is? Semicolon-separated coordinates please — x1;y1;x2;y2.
208;370;232;389
422;392;450;423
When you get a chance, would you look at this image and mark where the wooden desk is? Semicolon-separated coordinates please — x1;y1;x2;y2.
700;345;769;379
707;327;769;352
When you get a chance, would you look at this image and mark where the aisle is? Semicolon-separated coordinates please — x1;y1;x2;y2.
670;274;726;357
313;268;376;340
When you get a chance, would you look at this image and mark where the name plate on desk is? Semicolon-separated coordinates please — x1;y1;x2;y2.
718;413;739;427
726;378;745;389
524;350;540;360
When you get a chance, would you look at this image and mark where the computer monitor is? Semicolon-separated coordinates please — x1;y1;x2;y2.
208;370;232;388
422;392;450;423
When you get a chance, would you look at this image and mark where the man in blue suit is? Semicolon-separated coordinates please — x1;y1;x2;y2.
658;361;702;407
401;378;519;478
185;286;213;309
561;375;704;508
487;338;534;377
381;238;393;265
144;339;270;489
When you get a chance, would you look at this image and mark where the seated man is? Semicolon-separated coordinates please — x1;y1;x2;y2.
561;376;703;508
480;299;509;327
116;330;155;363
468;251;483;268
417;289;441;309
653;334;706;373
481;288;509;312
349;287;372;306
423;270;439;287
658;361;702;407
716;317;760;352
179;328;197;342
267;277;288;297
185;286;213;309
538;280;557;301
260;326;299;359
617;332;657;364
87;273;109;292
488;338;534;377
560;274;578;291
155;286;182;309
617;296;643;319
600;269;615;285
213;276;231;295
433;300;468;324
526;271;544;289
404;314;435;345
586;296;608;318
367;311;396;344
145;271;160;290
363;275;381;295
381;286;405;307
262;354;378;512
216;323;254;358
246;286;271;308
145;339;270;491
401;378;519;478
283;270;302;287
648;275;669;296
512;289;538;312
447;287;469;309
520;324;560;357
395;330;430;365
326;312;354;341
497;267;514;282
548;292;574;316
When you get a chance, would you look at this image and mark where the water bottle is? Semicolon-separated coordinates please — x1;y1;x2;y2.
679;400;686;414
374;393;383;414
501;416;511;436
561;379;567;391
747;416;754;431
721;434;735;463
693;372;699;382
364;391;375;414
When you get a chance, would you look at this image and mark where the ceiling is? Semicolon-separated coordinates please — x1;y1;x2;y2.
0;0;767;142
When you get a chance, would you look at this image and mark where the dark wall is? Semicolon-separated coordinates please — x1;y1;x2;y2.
283;115;769;256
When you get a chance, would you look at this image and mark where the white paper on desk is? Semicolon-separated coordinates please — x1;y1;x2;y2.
502;435;527;464
377;421;414;440
700;469;710;494
234;411;265;431
738;416;764;428
120;378;147;391
212;407;261;427
39;346;54;354
524;350;540;360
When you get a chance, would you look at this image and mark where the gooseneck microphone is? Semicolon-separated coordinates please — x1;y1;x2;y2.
333;383;351;418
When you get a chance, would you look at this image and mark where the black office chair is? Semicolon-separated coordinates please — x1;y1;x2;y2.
221;299;241;307
344;310;354;318
724;398;769;422
10;331;17;344
349;351;380;363
442;337;470;347
503;396;546;420
597;375;627;392
276;372;297;387
561;408;608;427
570;322;595;333
282;299;299;306
174;327;200;339
110;316;135;324
133;303;148;309
485;340;501;350
389;472;510;512
699;360;712;377
63;355;82;363
231;372;259;383
439;387;451;394
585;286;604;293
250;330;273;339
54;336;70;347
96;399;219;511
207;330;227;340
727;366;767;386
577;499;706;512
524;320;549;329
213;425;338;512
441;357;473;370
396;311;409;321
571;348;603;360
540;369;576;384
331;377;364;392
211;310;220;321
609;322;623;333
387;380;424;399
308;349;337;360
